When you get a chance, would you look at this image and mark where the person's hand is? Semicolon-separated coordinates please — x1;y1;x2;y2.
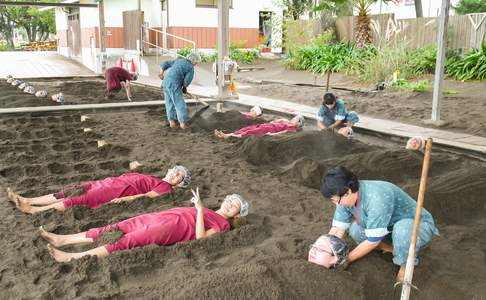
190;187;203;210
158;72;164;80
182;86;188;94
127;96;133;102
334;257;350;271
111;196;133;203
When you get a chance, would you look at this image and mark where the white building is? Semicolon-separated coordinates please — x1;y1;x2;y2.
369;0;461;19
55;0;283;73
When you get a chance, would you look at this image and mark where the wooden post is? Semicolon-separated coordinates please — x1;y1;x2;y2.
400;138;433;300
217;0;230;110
431;0;450;122
98;0;106;73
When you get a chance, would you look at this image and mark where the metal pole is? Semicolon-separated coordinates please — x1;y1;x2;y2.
431;0;450;122
217;0;230;109
98;0;106;73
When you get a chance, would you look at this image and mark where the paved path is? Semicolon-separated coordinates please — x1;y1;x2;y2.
0;51;94;78
136;77;486;156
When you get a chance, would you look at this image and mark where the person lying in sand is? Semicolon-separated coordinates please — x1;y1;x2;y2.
241;105;263;120
308;234;349;269
317;92;359;132
320;166;439;283
40;189;249;262
104;66;138;102
214;115;304;139
7;165;191;215
405;136;426;151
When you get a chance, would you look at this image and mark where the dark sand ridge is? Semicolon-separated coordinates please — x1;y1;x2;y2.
0;107;485;299
0;78;163;107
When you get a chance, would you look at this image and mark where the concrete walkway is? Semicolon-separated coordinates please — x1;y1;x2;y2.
136;77;486;156
0;51;94;78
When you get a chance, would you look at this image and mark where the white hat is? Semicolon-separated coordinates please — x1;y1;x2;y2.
224;194;250;217
250;105;262;116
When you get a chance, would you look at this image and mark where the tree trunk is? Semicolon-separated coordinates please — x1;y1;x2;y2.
355;15;371;48
414;0;423;17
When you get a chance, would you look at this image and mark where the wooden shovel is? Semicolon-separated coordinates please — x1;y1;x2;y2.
400;137;433;300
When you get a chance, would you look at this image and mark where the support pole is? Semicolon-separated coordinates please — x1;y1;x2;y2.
400;138;433;300
217;0;230;111
431;0;450;122
98;0;106;73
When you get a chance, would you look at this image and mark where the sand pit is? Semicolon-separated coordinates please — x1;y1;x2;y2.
1;102;486;298
0;77;162;107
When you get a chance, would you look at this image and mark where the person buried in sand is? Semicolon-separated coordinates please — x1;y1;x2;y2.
405;136;426;152
308;234;349;269
214;115;305;139
6;165;191;215
320;166;439;283
104;66;138;102
241;105;263;120
159;52;201;129
40;189;250;262
317;92;359;137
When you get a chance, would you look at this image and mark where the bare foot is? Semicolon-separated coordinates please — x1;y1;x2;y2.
169;121;176;128
214;130;229;140
180;123;189;130
39;226;64;248
16;198;33;214
6;187;18;203
47;244;73;263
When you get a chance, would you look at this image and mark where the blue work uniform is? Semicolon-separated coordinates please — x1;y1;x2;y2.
332;180;439;266
160;59;195;122
317;99;359;128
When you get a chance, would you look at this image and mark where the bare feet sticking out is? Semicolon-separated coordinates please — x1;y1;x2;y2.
39;226;64;248
47;244;72;263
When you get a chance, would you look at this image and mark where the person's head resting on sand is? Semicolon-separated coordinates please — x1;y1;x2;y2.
320;166;359;208
308;234;349;269
218;194;250;221
250;105;263;118
323;92;337;109
405;136;425;151
164;165;191;188
290;115;305;129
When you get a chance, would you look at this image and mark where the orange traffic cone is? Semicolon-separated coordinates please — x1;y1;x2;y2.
118;57;124;68
130;58;137;73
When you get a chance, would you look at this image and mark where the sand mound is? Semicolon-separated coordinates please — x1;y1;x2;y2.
191;109;265;132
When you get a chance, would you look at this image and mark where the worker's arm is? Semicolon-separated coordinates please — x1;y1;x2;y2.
328;120;343;129
121;81;132;101
182;67;195;89
347;240;380;263
328;227;346;239
110;191;160;203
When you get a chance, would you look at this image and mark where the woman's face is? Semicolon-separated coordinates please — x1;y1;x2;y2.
220;196;241;218
406;138;422;151
290;116;301;127
330;189;356;208
308;237;338;269
165;168;185;186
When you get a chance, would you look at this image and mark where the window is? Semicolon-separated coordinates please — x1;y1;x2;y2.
404;0;415;6
196;0;233;8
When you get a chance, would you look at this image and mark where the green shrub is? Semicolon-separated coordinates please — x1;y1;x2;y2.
0;41;13;51
176;47;192;58
445;43;486;80
403;46;437;77
388;79;431;92
201;52;217;63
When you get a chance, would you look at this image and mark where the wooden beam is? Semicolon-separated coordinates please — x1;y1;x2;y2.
217;0;231;106
431;0;450;122
98;0;106;73
0;1;97;7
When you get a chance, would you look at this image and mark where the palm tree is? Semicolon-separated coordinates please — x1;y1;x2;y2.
354;0;397;48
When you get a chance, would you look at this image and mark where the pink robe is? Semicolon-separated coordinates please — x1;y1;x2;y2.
86;207;230;253
233;122;297;137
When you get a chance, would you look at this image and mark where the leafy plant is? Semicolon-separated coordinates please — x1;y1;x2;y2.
388;79;431;92
446;43;486;80
403;46;437;77
453;0;486;14
176;47;192;58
